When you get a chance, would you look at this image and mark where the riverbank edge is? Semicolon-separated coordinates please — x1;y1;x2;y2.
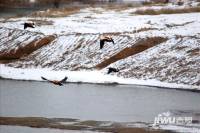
0;116;174;133
0;65;199;92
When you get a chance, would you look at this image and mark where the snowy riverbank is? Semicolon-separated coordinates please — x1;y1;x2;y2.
0;65;199;91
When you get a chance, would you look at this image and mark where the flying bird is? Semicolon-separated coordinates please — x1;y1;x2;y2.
24;22;35;29
41;76;68;86
100;35;115;49
107;67;119;74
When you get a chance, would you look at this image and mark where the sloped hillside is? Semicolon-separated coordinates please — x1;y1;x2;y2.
4;31;167;70
0;27;55;62
5;33;133;70
0;4;200;88
109;36;200;86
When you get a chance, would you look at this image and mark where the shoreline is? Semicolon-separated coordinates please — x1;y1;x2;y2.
0;116;173;133
0;65;199;92
1;78;200;93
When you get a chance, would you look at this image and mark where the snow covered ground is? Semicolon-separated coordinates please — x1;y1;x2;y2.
1;7;200;36
0;5;199;87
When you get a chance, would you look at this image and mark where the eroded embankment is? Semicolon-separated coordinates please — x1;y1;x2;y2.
0;27;56;62
0;27;199;87
2;27;166;70
0;35;55;60
95;37;167;69
0;117;172;133
113;36;200;86
0;27;168;71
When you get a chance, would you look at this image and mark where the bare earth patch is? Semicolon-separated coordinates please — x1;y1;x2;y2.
95;37;167;69
0;117;173;133
0;35;56;61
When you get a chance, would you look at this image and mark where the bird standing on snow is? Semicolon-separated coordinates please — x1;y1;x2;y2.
107;67;119;74
24;22;35;29
41;76;68;86
100;35;115;49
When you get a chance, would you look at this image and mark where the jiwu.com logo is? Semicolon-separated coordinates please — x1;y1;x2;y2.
153;116;192;126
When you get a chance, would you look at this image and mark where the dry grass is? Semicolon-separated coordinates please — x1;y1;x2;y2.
31;7;81;17
136;27;158;32
101;3;141;11
142;1;154;6
0;35;55;60
134;7;200;15
95;37;167;69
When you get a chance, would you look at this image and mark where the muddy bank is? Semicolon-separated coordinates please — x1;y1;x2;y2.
0;117;173;133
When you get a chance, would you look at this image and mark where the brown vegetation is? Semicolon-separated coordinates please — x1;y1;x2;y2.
0;35;55;60
31;7;81;17
142;1;167;6
102;3;141;11
95;37;167;69
134;7;200;15
136;27;158;32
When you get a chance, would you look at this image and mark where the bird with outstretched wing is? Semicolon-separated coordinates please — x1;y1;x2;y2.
41;76;68;86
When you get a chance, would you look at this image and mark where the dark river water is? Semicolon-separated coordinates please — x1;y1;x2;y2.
0;79;200;123
0;8;41;18
0;2;141;18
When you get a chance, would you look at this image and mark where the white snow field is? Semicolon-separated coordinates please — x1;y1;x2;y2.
0;4;200;89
